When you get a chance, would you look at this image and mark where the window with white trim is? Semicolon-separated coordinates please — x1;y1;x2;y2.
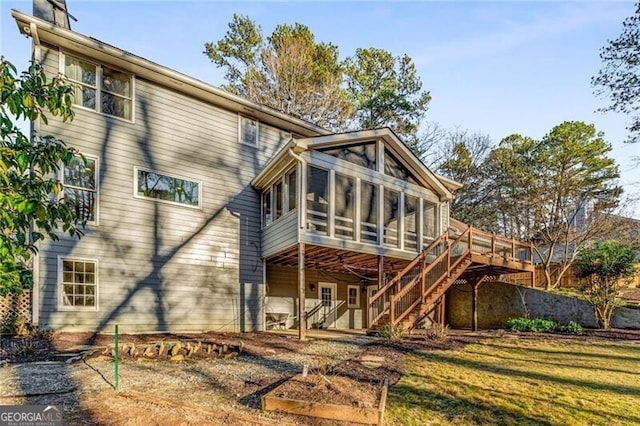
63;155;98;224
59;258;97;310
347;285;360;308
63;54;133;120
135;167;201;208
239;115;258;146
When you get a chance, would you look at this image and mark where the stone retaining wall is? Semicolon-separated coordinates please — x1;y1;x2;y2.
446;281;640;329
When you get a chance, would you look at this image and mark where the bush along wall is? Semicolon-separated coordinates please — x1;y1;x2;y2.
505;317;583;334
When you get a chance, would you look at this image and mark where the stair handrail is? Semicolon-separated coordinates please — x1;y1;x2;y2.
390;249;448;325
367;225;533;329
369;232;447;303
390;227;473;325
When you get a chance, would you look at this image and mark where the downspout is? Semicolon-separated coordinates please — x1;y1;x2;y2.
287;144;307;339
288;146;305;231
29;22;41;326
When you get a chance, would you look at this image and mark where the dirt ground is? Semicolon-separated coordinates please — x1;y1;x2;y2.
1;329;639;425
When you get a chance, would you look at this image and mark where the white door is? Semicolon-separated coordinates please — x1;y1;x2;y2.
319;282;337;328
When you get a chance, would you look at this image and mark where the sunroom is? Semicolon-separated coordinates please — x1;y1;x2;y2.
252;128;460;337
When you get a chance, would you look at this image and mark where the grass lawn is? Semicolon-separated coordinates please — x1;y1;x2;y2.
386;336;640;425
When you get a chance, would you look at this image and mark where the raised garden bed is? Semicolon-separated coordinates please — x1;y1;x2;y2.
262;374;388;425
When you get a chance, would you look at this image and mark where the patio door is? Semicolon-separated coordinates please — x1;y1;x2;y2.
319;282;337;328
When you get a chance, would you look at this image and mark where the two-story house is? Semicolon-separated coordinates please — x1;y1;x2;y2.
9;3;534;339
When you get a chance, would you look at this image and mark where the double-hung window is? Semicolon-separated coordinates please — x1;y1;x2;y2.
59;258;98;310
63;155;98;224
239;115;258;146
64;54;133;120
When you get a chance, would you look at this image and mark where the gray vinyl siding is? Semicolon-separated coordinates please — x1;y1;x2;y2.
262;211;299;257
35;43;292;332
265;266;368;330
442;202;450;232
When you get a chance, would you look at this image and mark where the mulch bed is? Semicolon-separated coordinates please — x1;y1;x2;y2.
270;374;381;408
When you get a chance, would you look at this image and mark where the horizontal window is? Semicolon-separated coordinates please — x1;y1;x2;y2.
59;258;98;310
63;54;133;120
135;167;201;208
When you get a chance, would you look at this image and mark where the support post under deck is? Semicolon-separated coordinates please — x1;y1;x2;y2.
298;243;306;341
471;280;479;332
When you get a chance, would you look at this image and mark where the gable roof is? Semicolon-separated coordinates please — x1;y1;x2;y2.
253;128;458;201
11;9;330;138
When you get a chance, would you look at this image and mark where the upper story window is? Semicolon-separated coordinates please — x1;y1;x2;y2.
320;142;376;170
135;167;201;208
239;115;259;146
63;154;98;224
63;54;133;120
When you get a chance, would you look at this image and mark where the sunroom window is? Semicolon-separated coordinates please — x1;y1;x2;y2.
320;142;376;170
335;173;355;240
306;166;329;234
275;181;283;220
287;170;297;212
384;149;419;185
404;194;418;251
423;200;438;244
384;189;400;248
64;55;132;120
262;189;272;226
360;181;378;244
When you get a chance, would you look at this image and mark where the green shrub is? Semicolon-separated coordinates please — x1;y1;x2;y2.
505;317;557;332
505;317;584;334
557;321;583;334
377;323;404;340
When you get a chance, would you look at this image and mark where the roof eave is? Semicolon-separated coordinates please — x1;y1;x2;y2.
11;9;330;138
251;139;299;189
297;128;454;201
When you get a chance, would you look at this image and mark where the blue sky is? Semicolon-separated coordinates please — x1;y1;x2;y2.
2;1;639;215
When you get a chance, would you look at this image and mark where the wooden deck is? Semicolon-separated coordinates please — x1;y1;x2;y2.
368;226;534;331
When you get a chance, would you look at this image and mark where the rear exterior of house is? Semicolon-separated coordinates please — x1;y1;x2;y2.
11;7;328;333
9;5;534;335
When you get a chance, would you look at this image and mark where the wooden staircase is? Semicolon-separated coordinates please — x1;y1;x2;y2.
367;226;534;331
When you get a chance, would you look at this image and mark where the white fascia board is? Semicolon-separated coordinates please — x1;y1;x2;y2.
11;9;330;138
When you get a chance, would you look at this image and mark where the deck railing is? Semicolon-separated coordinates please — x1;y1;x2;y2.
368;226;533;329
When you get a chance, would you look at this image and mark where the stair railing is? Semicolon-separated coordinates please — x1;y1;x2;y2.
367;225;533;329
368;232;448;327
390;227;472;325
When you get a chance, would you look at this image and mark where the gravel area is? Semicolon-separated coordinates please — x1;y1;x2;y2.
0;335;375;425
